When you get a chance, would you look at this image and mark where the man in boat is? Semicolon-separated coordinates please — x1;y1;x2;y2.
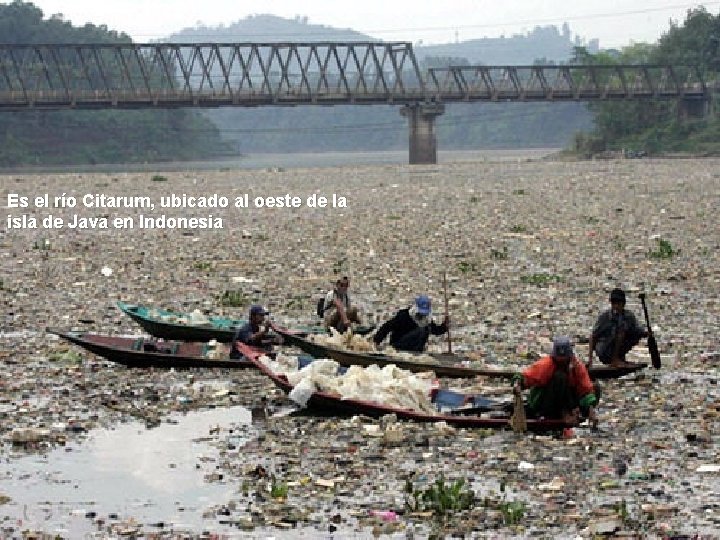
372;295;449;353
321;276;361;333
229;305;281;358
512;336;598;425
587;288;649;368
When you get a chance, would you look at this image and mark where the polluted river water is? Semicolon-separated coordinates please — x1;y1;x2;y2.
0;405;251;537
1;154;720;537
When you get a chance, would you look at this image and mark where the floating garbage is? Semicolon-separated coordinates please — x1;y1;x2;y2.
2;158;719;537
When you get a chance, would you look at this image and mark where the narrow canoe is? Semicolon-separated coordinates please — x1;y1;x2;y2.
48;329;253;369
238;343;570;432
117;301;374;342
271;323;647;380
116;301;248;342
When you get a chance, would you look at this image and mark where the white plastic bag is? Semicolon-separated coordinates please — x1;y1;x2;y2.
288;377;316;407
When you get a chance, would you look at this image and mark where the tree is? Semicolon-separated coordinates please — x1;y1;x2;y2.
0;1;231;165
573;8;720;156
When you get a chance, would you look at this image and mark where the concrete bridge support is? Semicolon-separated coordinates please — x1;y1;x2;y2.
677;97;711;121
400;102;445;164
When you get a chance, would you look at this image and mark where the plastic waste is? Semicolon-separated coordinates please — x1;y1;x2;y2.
369;510;398;522
288;377;315;407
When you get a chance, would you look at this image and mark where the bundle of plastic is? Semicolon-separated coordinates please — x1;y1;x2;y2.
259;352;299;376
260;354;436;413
336;364;436;414
176;309;211;326
189;309;211;325
308;327;376;352
384;347;438;365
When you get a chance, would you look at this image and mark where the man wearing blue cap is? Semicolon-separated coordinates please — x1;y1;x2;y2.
372;295;449;352
229;305;281;357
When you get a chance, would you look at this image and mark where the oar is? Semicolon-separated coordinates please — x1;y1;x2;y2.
442;271;452;355
638;293;661;369
510;385;527;433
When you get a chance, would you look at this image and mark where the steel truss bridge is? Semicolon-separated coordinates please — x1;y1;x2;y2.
0;42;714;163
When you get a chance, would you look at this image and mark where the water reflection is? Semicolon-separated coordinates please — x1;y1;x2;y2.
0;405;252;534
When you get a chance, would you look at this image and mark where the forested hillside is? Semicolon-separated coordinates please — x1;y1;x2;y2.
571;8;720;157
0;1;232;166
8;6;713;163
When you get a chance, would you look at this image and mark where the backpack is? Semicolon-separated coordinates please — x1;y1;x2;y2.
316;297;326;318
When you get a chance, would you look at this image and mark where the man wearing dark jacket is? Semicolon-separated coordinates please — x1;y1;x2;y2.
588;288;648;368
373;295;449;352
229;305;281;358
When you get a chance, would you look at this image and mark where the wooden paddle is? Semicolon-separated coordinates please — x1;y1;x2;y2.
442;272;452;354
510;385;527;433
638;293;661;369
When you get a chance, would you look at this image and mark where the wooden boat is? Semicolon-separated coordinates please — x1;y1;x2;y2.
271;323;647;380
116;301;248;342
238;343;570;432
48;329;254;369
117;301;374;343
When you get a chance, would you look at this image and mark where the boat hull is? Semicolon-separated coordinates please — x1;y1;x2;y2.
272;324;646;380
239;343;568;432
49;329;253;369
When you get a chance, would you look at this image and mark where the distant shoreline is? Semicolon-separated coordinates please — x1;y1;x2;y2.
0;148;561;174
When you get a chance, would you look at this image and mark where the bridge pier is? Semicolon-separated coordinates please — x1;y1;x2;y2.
400;102;445;165
677;97;711;121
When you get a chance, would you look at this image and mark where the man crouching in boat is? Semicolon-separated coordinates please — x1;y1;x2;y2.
322;276;361;333
229;305;282;358
512;336;598;425
373;295;449;352
588;288;649;368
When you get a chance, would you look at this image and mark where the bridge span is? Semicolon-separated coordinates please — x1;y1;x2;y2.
0;42;712;163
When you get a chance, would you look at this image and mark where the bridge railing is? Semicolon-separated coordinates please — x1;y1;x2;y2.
0;43;712;109
0;42;426;109
426;65;709;102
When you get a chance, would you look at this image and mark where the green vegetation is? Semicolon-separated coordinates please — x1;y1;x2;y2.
615;499;630;522
648;238;679;259
404;475;475;517
510;225;528;233
457;260;478;274
270;476;289;499
332;257;347;275
499;500;526;525
0;1;232;166
151;175;168;182
571;8;720;157
193;261;213;272
48;349;83;363
490;246;509;260
218;290;245;307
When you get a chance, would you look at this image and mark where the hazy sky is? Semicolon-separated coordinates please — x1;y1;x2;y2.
14;0;720;48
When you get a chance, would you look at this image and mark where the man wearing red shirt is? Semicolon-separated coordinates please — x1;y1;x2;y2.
513;336;598;425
